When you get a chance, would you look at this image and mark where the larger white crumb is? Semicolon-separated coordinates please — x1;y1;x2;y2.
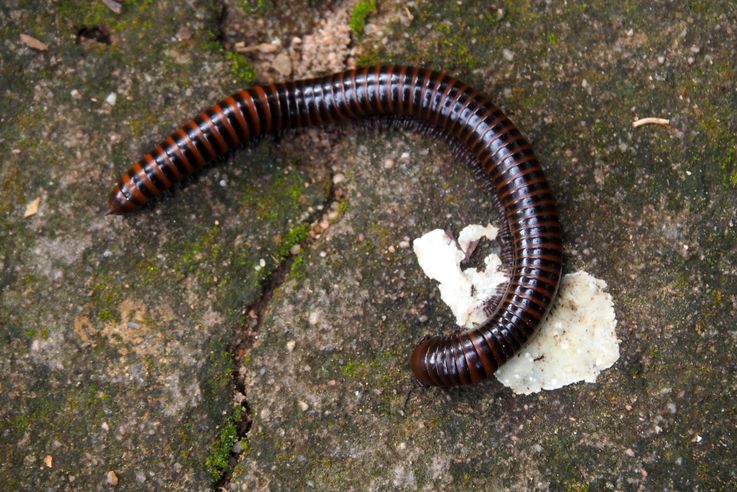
413;225;507;328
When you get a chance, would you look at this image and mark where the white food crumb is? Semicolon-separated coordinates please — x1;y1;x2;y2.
494;271;619;394
413;225;507;327
413;226;619;394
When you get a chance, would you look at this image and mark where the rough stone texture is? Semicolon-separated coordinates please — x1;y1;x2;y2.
0;1;330;489
1;0;736;491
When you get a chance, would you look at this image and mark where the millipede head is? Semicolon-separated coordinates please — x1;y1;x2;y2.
410;337;437;387
107;184;135;215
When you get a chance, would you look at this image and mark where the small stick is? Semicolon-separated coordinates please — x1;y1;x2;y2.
633;117;670;128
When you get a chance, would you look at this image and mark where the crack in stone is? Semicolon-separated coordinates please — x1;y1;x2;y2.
213;165;340;490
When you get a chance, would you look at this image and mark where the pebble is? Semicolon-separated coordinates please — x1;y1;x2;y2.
106;471;118;486
332;173;346;184
272;52;292;77
502;48;514;61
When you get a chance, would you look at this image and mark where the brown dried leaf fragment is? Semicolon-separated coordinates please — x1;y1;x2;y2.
20;33;48;51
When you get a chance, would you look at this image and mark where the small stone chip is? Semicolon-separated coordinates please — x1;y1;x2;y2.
24;197;40;217
286;340;296;352
106;470;118;486
44;455;53;468
102;0;123;14
298;401;309;411
20;33;48;51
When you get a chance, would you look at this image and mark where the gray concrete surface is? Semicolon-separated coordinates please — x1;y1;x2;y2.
1;1;735;490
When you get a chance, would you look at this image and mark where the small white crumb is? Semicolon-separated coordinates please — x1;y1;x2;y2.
24;197;40;217
105;92;117;106
286;340;296;352
298;401;309;411
332;173;346;184
502;48;514;61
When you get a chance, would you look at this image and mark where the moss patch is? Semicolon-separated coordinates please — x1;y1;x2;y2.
205;405;245;481
278;223;310;258
350;0;377;36
227;52;258;86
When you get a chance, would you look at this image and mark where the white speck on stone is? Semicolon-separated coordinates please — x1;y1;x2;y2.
413;225;506;327
105;92;117;106
414;225;619;395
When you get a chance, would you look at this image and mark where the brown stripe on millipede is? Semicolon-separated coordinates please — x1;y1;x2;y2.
107;66;563;388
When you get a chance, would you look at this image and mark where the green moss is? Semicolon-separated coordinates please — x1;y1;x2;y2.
226;52;257;86
350;0;377;36
278;223;310;258
431;21;479;71
205;405;245;481
242;170;305;224
356;47;387;66
174;224;222;281
236;0;272;15
24;326;50;340
342;360;359;378
720;147;737;186
90;273;122;323
289;252;306;280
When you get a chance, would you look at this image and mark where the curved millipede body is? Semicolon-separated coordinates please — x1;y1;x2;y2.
108;65;563;387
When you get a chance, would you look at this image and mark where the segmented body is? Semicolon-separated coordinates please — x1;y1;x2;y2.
108;65;563;387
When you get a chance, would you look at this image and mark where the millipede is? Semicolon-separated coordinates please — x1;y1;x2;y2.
107;65;563;388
